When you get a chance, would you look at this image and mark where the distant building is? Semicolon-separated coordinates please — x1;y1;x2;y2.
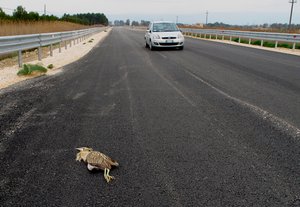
194;23;204;28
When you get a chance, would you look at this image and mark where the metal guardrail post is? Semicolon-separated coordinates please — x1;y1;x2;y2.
50;44;53;56
275;41;278;48
59;33;62;53
239;37;241;43
59;42;61;53
261;40;264;47
18;50;22;67
38;47;42;60
292;42;296;50
38;34;42;61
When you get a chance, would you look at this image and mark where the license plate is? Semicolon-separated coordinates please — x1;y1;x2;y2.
166;40;173;43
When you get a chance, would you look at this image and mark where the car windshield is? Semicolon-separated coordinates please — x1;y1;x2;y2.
153;23;179;32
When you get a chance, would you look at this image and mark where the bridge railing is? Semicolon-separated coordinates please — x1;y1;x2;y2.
0;27;105;67
181;28;300;50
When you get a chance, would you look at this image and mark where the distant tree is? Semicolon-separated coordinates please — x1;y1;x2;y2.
140;20;150;27
125;19;130;26
114;20;119;26
114;20;125;26
13;6;28;20
131;21;139;26
0;7;8;19
61;13;108;25
262;23;269;28
207;22;230;28
27;12;40;21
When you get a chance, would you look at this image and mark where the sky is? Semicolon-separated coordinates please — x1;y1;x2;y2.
1;0;299;25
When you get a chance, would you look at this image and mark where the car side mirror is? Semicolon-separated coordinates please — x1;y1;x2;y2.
149;30;152;33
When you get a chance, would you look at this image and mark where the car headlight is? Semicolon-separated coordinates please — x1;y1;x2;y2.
178;33;184;39
153;34;160;39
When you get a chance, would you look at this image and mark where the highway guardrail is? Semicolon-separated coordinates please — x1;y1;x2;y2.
0;27;105;67
181;28;300;50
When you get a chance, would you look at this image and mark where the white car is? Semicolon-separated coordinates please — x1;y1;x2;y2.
145;21;184;50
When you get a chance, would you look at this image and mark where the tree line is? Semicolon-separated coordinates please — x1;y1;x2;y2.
0;6;108;25
113;19;150;27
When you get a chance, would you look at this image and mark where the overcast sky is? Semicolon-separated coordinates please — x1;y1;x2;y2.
1;0;299;25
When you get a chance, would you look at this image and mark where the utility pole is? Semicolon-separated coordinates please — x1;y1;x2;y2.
44;4;46;15
206;11;208;25
288;0;297;30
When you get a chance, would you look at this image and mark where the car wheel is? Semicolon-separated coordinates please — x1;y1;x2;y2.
149;41;155;51
178;46;184;50
145;42;149;48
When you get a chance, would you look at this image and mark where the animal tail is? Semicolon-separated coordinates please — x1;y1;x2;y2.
111;159;119;167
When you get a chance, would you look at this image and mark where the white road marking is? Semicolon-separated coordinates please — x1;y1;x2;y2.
184;69;300;140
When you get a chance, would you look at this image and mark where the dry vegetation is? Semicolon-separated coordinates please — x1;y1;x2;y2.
0;20;90;36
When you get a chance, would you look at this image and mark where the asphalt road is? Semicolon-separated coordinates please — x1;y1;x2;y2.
1;27;300;206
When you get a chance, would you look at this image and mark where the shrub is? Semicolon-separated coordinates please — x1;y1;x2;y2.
47;64;54;69
17;64;47;75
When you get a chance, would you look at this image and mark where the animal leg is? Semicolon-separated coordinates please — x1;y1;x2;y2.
104;168;115;183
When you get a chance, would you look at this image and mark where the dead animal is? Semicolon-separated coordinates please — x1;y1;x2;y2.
76;147;119;183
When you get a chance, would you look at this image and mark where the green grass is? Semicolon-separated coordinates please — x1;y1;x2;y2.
17;64;47;75
263;42;276;48
252;41;294;49
232;38;248;44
